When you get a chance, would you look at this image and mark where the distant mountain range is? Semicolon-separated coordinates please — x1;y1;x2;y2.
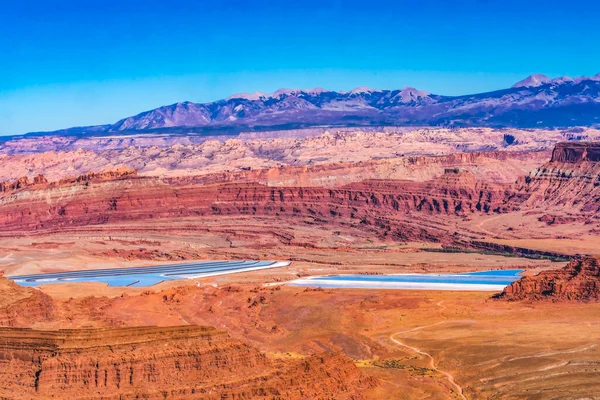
23;73;600;137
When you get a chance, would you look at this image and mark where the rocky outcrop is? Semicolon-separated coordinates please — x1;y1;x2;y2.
0;176;32;193
0;168;136;194
158;147;550;190
0;326;376;399
0;276;55;327
551;142;600;163
497;257;600;301
516;143;600;212
59;167;137;184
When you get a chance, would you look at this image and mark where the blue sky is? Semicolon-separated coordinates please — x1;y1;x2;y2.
1;0;599;135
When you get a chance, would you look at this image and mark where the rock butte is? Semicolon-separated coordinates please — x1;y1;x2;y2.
551;141;600;163
498;256;600;301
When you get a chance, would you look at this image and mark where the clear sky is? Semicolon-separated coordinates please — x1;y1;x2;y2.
2;0;600;135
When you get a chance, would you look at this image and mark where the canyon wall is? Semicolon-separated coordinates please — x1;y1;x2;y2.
0;169;516;237
551;142;600;163
517;142;600;212
164;149;551;187
2;143;598;245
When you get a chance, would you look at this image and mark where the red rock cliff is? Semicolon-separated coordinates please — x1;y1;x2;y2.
0;169;516;234
0;325;376;399
497;257;600;301
517;143;600;212
551;142;600;163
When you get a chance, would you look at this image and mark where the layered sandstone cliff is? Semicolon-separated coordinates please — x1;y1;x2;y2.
0;325;375;399
551;142;600;163
4;143;597;247
517;142;600;212
498;257;600;301
0;168;514;235
163;148;551;187
0;276;377;398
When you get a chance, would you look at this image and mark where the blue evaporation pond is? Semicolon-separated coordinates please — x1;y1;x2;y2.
14;274;175;288
464;270;524;277
9;261;283;287
315;269;523;286
292;269;524;291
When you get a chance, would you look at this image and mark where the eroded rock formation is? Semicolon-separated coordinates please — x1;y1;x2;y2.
498;257;600;301
517;142;600;212
0;168;136;194
0;325;375;399
0;274;378;398
0;275;55;326
0;168;514;236
0;128;558;182
551;142;600;163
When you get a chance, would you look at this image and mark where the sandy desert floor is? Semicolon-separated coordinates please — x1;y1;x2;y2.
15;267;599;399
4;223;598;399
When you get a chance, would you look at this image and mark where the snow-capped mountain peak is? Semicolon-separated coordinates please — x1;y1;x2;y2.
551;76;574;85
399;87;430;99
349;86;377;94
228;88;329;101
512;74;551;88
227;92;268;101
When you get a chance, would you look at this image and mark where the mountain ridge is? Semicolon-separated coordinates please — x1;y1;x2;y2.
17;74;600;138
